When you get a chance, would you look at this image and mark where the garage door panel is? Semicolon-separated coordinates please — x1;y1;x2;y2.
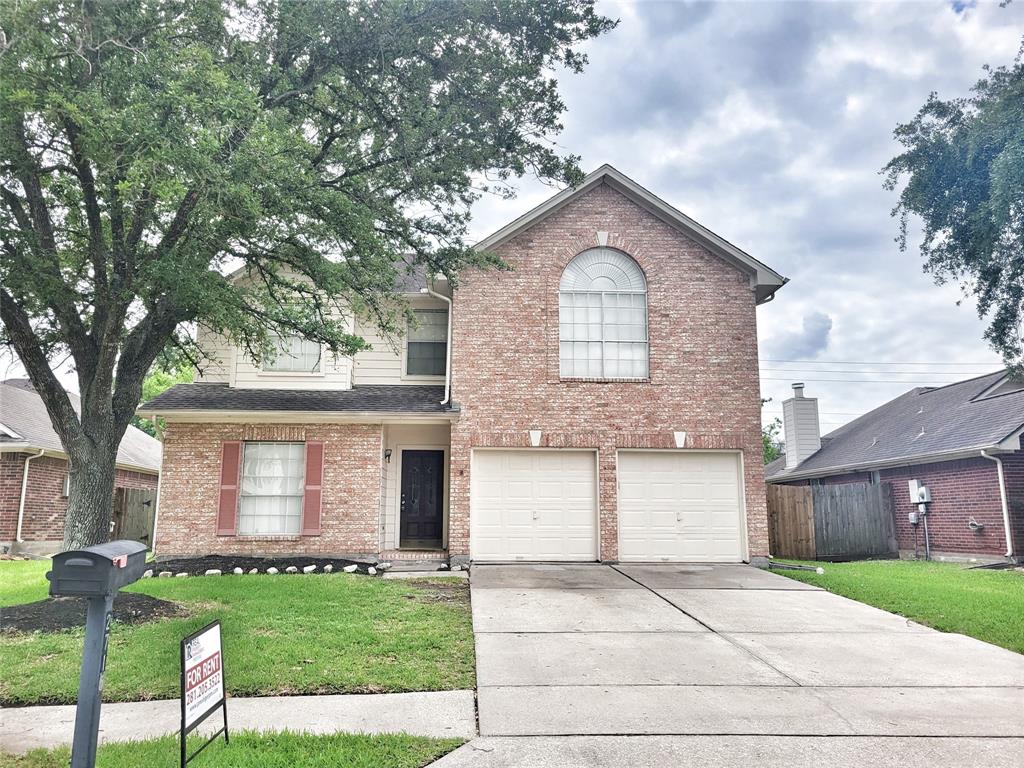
618;451;744;563
472;450;598;562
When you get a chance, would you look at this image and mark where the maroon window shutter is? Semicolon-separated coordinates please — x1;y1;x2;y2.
216;441;242;536
302;441;324;536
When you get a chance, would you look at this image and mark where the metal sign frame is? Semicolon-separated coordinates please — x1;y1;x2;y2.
179;620;228;767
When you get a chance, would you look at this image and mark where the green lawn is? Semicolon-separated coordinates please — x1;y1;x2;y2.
773;559;1024;654
0;560;475;706
4;731;463;768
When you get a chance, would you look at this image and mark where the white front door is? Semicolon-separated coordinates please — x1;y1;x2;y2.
618;451;745;562
471;450;598;561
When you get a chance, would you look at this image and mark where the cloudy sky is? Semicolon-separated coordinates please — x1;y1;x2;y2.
3;1;1020;440
467;0;1022;437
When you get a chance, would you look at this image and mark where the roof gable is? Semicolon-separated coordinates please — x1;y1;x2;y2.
474;164;787;304
0;380;162;472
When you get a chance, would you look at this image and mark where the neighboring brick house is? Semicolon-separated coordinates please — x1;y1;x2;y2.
140;165;786;565
766;374;1024;562
0;379;162;555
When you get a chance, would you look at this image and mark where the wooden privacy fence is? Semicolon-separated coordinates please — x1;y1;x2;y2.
767;481;898;561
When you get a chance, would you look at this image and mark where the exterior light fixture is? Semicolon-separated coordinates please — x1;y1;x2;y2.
384;448;393;463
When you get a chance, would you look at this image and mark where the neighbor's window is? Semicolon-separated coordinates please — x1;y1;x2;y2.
262;333;321;373
406;309;448;376
239;442;305;535
559;247;648;379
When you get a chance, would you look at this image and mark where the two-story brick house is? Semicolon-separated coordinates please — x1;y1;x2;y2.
140;165;786;565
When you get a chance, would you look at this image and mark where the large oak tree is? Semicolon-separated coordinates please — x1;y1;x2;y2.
0;0;615;549
884;42;1024;366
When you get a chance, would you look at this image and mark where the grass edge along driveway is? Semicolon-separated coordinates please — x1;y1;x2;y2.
0;560;475;706
3;731;464;768
774;558;1024;654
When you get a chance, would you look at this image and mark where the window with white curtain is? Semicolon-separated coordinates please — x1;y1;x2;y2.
239;442;305;535
406;309;448;376
559;247;648;379
262;333;321;373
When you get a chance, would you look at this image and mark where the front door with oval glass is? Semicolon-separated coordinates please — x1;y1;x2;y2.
399;450;445;549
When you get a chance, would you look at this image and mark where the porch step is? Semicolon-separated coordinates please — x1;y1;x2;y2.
380;549;448;562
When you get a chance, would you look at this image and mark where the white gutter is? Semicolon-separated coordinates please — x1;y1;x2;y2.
420;286;452;406
980;450;1015;559
16;448;45;542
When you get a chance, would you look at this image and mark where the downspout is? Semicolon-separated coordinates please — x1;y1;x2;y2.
420;286;452;406
980;450;1014;559
16;449;46;543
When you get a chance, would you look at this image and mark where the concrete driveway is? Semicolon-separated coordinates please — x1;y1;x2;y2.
433;563;1024;767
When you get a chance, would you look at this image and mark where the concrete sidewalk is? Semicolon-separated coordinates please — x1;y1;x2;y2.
0;690;476;754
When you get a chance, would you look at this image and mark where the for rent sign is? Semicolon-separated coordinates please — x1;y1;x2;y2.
180;621;228;767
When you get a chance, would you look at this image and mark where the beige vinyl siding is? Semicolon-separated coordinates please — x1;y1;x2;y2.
782;396;821;468
380;423;451;550
352;295;448;386
194;324;235;384
195;318;355;390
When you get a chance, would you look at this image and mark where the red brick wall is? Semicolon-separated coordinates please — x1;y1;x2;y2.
449;182;767;561
0;453;24;542
154;423;382;556
779;456;1015;557
0;453;158;543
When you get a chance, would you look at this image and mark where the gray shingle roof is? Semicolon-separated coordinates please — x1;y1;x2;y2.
139;383;451;414
0;380;162;472
766;370;1024;481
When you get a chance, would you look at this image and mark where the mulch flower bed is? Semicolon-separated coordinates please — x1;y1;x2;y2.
2;593;184;634
151;554;379;577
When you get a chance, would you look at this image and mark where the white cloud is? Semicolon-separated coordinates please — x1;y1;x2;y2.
469;0;1019;430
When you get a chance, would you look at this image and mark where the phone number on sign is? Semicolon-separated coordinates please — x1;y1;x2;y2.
185;671;222;706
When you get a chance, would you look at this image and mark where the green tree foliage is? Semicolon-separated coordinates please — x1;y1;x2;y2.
761;399;783;464
763;417;783;465
0;0;615;547
131;362;194;437
883;45;1024;365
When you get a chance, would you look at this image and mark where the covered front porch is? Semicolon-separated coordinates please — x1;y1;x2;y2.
379;423;451;560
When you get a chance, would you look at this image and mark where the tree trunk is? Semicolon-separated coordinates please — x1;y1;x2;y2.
63;450;118;550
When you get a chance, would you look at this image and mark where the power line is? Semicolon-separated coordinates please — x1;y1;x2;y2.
760;368;990;376
760;377;954;384
759;358;1000;367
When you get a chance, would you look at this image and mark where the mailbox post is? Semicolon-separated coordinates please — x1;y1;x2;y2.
47;540;148;768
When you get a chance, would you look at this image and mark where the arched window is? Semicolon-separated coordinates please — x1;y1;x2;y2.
559;247;648;379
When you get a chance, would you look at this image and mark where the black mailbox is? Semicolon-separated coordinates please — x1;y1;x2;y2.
48;540;149;597
47;539;150;768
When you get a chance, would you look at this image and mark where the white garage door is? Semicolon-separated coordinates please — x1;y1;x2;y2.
471;450;597;561
618;451;744;562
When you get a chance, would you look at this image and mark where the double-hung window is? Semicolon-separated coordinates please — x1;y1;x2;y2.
406;309;448;376
263;333;321;373
238;442;305;535
559;247;649;379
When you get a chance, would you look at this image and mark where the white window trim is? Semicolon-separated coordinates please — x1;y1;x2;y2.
238;441;306;537
402;309;448;382
260;333;325;376
559;288;650;381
